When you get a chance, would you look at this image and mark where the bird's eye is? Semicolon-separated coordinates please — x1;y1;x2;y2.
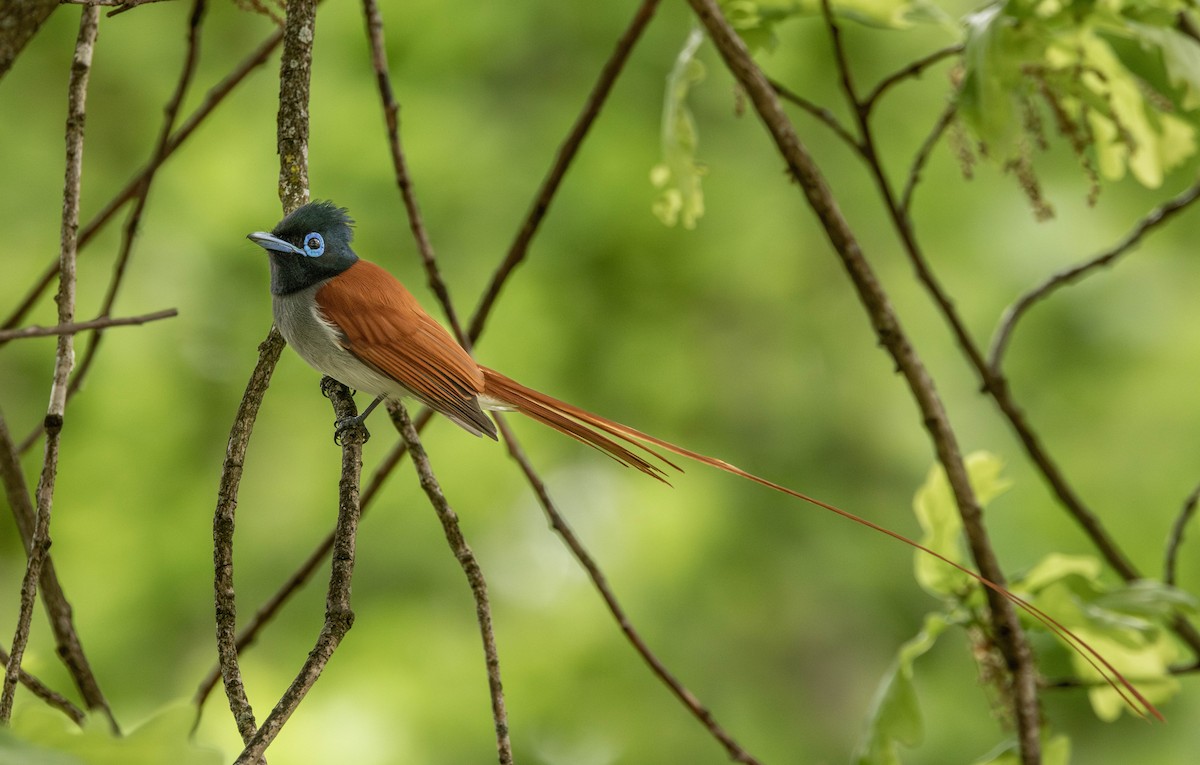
302;232;325;257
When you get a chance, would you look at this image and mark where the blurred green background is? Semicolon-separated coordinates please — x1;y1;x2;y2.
1;0;1199;762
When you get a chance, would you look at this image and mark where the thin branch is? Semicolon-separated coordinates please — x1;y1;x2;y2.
362;0;466;344
0;308;177;341
2;23;284;338
467;0;662;343
214;326;285;745
1166;482;1200;587
65;0;204;404
217;0;315;754
494;417;763;764
192;407;434;717
862;43;962;112
202;0;660;737
989;176;1200;371
388;402;512;765
691;0;1044;760
900;99;956;215
232;378;364;765
768;76;859;151
2;4;98;724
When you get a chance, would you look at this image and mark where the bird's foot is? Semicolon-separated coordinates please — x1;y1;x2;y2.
333;413;370;446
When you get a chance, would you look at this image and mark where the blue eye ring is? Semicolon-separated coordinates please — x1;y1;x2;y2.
302;232;325;258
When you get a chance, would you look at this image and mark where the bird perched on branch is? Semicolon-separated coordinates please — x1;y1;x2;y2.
245;199;1160;721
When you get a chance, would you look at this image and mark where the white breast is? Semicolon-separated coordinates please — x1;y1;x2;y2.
273;285;415;402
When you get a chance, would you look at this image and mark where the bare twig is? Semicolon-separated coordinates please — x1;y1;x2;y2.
192;409;434;717
862;43;962;112
467;0;662;343
494;417;762;764
2;4;98;724
214;326;285;745
690;0;1044;760
900;99;956;215
216;0;315;755
2;23;284;337
769;76;859;150
1166;482;1200;588
65;0;204;403
362;0;466;344
0;308;177;341
232;378;364;765
837;23;1200;662
989;177;1200;372
389;402;512;765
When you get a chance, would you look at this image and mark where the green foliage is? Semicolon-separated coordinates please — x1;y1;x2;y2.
1014;555;1195;721
959;0;1200;192
912;451;1011;596
857;454;1195;763
0;706;218;765
852;612;950;765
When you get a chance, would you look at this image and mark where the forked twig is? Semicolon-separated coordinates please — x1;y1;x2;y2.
65;0;205;409
467;0;663;343
232;379;365;765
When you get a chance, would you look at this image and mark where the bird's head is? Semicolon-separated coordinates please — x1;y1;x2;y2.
248;201;358;295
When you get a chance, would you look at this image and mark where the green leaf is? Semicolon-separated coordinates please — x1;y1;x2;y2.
852;612;949;765
957;1;1198;191
912;452;1011;597
1015;564;1190;721
651;28;708;229
0;705;220;765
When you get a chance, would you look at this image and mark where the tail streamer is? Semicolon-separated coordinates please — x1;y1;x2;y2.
481;367;1162;721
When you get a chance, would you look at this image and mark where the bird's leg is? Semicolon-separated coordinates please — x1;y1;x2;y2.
332;395;383;445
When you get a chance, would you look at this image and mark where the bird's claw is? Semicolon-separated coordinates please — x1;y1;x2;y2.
333;414;370;446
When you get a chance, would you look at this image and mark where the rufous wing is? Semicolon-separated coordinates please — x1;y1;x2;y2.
315;260;497;438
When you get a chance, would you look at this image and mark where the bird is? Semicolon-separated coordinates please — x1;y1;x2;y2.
247;200;1156;719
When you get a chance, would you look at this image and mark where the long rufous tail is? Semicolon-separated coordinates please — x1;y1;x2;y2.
479;366;1162;721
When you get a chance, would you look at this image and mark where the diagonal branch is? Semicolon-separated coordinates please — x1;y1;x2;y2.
688;0;1043;760
1;22;284;339
988;177;1200;372
388;402;512;765
64;0;205;409
494;416;763;765
467;0;662;343
361;0;466;345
